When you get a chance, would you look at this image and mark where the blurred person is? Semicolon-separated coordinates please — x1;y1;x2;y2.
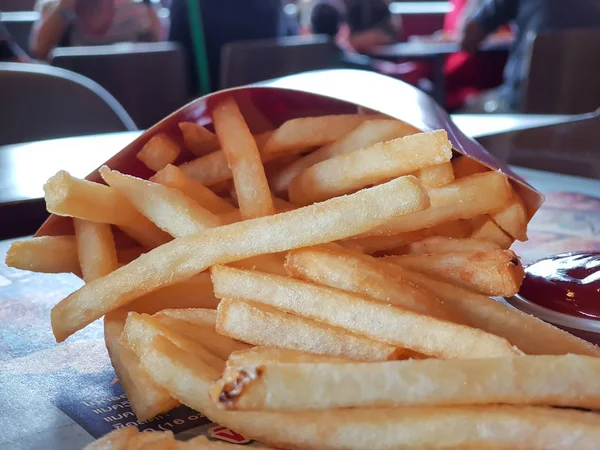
30;0;162;60
424;0;510;110
0;21;32;62
343;0;399;52
309;1;427;87
461;0;600;112
168;0;282;95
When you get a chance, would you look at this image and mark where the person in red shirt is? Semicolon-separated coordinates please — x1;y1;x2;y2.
442;0;508;110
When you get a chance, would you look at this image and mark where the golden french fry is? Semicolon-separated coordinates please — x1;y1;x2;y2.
355;171;512;238
120;312;224;371
400;236;500;254
340;229;436;254
104;312;179;421
285;246;455;321
43;171;171;249
490;191;529;241
73;219;118;282
142;337;600;450
178;122;220;157
289;130;452;206
51;176;428;342
212;97;275;219
227;347;352;368
211;266;521;358
150;164;235;214
153;308;216;327
379;265;600;357
216;299;400;361
270;119;420;195
385;249;525;297
451;155;489;178
262;114;369;156
126;273;219;314
83;426;137;450
213;354;600;411
153;314;250;359
5;236;81;275
100;167;220;238
413;162;454;188
137;133;181;172
468;215;515;248
178;131;274;187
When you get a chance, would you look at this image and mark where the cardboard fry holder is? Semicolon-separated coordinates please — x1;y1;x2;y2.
37;69;543;237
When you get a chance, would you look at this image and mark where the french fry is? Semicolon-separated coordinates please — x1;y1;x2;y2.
178;122;220;156
212;354;600;411
83;426;137;450
340;229;436;254
289;130;452;205
379;265;600;357
468;215;515;248
153;314;250;359
120;312;224;371
153;308;216;327
150;164;235;214
262;114;370;156
143;337;600;450
216;299;400;361
400;236;500;254
213;97;275;219
413;162;454;188
355;171;512;237
384;249;525;297
270;119;420;194
451;155;489;178
126;273;219;314
5;236;81;275
211;266;521;358
51;176;428;342
136;133;181;172
104;312;179;421
490;191;529;241
73;219;118;282
227;347;352;368
285;246;455;321
178;131;274;187
43;171;171;249
100;167;221;238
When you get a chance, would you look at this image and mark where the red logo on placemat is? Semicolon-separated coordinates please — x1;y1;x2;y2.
208;426;251;444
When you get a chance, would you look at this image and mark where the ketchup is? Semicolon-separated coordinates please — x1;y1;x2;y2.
519;252;600;320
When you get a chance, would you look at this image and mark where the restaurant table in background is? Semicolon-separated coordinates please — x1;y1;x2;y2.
1;162;599;450
367;35;514;104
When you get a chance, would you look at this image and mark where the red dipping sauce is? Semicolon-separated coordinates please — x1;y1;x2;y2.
518;252;600;320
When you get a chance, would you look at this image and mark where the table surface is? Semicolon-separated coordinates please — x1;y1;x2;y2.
367;35;513;59
0;114;573;206
1;163;600;448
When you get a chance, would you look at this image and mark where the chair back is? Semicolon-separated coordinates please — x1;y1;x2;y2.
51;42;189;128
0;62;136;146
477;110;600;179
0;0;36;11
220;35;342;89
522;28;600;114
0;11;38;52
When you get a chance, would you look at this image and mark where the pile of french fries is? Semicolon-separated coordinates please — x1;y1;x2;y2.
7;97;600;450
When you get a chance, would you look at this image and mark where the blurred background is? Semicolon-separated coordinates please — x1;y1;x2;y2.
1;0;600;238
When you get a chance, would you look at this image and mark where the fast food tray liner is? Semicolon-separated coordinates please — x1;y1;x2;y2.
36;69;543;237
